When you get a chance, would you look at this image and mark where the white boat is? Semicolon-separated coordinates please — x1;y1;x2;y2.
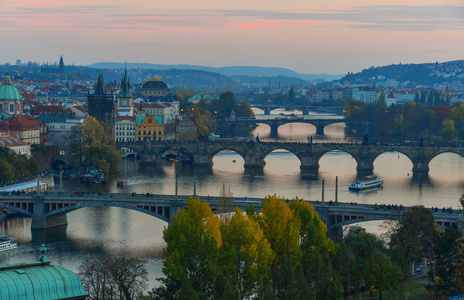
0;235;17;252
349;175;383;191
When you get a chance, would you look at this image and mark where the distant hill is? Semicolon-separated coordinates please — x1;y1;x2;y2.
89;62;342;82
335;60;464;87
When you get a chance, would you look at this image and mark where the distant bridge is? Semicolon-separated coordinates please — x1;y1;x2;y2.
117;140;464;176
251;104;344;116
216;116;346;137
0;194;461;239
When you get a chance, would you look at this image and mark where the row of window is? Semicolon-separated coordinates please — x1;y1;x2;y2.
0;103;20;113
138;131;162;136
137;137;162;141
115;138;136;142
115;132;135;136
115;125;136;130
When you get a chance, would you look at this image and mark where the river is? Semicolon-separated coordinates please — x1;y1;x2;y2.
1;108;463;290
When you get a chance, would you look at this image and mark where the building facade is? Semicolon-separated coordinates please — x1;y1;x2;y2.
136;115;164;141
114;115;136;142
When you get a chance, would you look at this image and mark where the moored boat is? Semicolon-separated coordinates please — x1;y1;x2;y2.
117;180;127;188
0;235;17;252
349;175;383;191
80;167;106;184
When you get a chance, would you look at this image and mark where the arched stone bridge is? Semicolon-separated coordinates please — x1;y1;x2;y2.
216;117;345;137
1;194;460;240
118;140;464;175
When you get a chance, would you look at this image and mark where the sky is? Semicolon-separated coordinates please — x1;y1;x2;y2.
1;0;464;74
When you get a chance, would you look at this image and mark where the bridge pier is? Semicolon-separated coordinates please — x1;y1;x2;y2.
264;106;271;115
315;124;325;135
31;196;68;229
192;153;213;167
244;158;266;169
355;157;374;176
412;161;430;173
269;124;279;138
169;200;185;224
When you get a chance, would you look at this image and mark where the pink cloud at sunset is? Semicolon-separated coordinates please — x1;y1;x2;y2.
0;0;463;73
235;20;317;30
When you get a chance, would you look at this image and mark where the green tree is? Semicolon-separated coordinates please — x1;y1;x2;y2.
390;206;436;276
78;116;121;174
157;197;221;299
220;208;273;299
257;195;302;298
377;90;386;107
365;250;401;299
439;119;457;140
0;158;15;184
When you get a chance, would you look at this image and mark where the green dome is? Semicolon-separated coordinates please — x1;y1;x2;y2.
0;76;22;101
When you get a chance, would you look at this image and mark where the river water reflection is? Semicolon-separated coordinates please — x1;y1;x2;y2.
1;109;463;290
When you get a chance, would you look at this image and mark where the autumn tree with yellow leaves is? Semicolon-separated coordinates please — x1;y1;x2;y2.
152;195;343;299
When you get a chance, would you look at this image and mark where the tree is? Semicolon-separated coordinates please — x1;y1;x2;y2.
290;199;341;299
365;250;401;299
390;206;436;276
156;197;221;298
377;91;386;107
430;226;461;297
217;184;234;221
257;195;302;298
79;256;148;300
219;208;273;299
288;87;295;103
0;158;15;184
78;116;121;174
439;119;457;140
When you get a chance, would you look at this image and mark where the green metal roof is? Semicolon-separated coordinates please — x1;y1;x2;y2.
0;82;22;101
0;262;88;300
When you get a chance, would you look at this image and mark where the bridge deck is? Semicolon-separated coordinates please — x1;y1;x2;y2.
1;193;461;224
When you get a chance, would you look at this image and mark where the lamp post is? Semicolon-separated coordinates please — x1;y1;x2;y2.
175;175;178;199
193;172;197;197
59;166;63;193
321;179;324;204
36;172;40;195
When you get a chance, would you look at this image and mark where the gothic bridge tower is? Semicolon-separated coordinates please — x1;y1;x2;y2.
87;73;114;124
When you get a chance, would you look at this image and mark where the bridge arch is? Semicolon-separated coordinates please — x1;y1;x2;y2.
318;149;360;171
428;150;464;176
372;150;414;176
209;148;246;166
328;216;398;230
44;202;169;223
262;148;302;173
0;203;32;217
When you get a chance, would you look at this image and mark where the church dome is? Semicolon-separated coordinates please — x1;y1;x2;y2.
140;77;169;90
0;75;22;101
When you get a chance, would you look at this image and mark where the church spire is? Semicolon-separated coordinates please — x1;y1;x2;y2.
59;55;64;73
95;73;107;95
119;64;132;98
